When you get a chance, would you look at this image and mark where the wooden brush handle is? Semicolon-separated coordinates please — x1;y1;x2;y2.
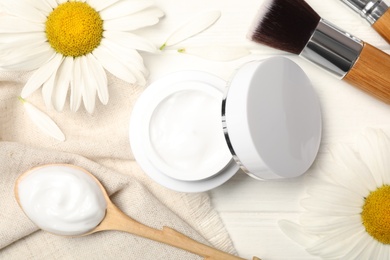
343;42;390;104
372;8;390;44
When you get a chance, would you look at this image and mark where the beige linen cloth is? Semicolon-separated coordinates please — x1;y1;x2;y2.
0;70;237;259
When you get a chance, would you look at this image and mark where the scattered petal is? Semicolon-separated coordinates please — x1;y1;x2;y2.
160;10;221;50
19;97;65;142
178;46;250;61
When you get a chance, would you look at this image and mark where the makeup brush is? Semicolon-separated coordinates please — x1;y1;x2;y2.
248;0;390;104
340;0;390;43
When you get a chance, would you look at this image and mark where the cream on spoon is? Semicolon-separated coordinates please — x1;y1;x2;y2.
15;164;260;260
16;164;106;236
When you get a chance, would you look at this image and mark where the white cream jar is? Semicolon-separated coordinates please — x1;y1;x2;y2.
129;57;322;192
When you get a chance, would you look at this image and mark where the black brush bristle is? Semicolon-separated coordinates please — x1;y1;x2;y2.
249;0;321;54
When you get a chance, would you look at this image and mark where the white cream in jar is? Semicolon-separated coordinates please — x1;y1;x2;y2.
147;82;232;181
17;165;107;236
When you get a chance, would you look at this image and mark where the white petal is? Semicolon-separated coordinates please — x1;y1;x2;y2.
0;16;44;33
0;41;54;71
103;8;164;31
358;128;390;186
85;53;109;104
88;0;119;12
70;58;83;112
21;54;64;98
100;39;143;64
56;0;68;5
319;146;371;197
340;232;373;259
103;31;157;53
101;39;147;75
376;243;390;260
42;70;57;109
304;168;334;184
178;46;250;61
301;213;362;234
306;183;365;208
29;0;52;15
357;239;380;260
333;145;377;191
307;224;364;258
99;0;153;20
2;1;47;23
160;10;221;49
330;143;377;191
301;197;362;216
278;220;318;248
20;98;65;141
92;45;137;84
318;161;364;197
79;56;96;114
44;0;58;9
0;32;46;45
52;57;73;112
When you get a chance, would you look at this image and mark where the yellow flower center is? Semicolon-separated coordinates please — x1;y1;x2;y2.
361;185;390;244
45;1;103;57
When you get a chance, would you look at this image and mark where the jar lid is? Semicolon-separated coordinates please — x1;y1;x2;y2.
223;57;322;179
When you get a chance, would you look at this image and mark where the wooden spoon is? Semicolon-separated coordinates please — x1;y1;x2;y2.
15;164;261;260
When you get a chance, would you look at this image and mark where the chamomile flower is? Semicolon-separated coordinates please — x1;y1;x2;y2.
0;0;164;113
279;128;390;259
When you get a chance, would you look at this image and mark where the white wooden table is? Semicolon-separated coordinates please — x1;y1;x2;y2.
141;0;390;259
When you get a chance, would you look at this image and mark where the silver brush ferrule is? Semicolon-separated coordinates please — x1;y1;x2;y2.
300;19;363;79
340;0;389;24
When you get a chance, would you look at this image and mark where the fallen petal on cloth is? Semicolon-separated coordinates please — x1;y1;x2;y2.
19;97;65;142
